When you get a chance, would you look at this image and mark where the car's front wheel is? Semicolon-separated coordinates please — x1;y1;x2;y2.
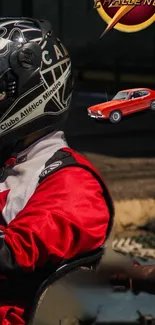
109;110;122;123
150;101;155;110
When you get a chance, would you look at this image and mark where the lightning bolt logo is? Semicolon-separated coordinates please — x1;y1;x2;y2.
94;0;155;36
100;3;137;37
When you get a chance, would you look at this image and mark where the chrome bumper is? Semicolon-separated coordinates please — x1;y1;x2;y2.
88;113;105;119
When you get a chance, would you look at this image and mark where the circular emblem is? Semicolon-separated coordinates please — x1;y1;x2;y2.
94;0;155;34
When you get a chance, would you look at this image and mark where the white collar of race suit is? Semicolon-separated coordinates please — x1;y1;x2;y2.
16;131;69;161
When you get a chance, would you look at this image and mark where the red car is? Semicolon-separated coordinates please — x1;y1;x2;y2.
88;88;155;123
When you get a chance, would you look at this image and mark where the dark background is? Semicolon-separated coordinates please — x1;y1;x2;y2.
2;0;155;93
2;0;155;161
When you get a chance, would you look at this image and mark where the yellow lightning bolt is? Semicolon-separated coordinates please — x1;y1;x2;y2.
100;2;137;37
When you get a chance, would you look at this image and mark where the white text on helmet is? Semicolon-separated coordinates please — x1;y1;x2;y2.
42;50;52;65
54;45;64;60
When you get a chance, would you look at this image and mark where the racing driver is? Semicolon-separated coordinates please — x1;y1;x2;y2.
0;17;114;325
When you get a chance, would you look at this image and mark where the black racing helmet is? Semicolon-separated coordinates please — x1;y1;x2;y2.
0;17;74;147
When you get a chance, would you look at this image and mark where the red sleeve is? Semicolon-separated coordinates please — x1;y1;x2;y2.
4;167;110;272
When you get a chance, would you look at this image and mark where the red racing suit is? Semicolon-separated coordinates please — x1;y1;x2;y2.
0;131;114;325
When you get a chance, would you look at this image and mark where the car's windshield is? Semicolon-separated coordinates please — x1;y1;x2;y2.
113;92;129;100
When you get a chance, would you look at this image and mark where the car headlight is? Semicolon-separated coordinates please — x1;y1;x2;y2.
97;111;102;115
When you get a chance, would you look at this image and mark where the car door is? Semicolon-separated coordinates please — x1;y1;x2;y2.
140;90;151;110
123;91;142;115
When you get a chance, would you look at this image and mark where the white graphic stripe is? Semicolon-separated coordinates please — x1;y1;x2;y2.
22;28;41;33
41;40;47;50
41;58;70;75
31;38;42;43
0;20;22;27
0;27;7;38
